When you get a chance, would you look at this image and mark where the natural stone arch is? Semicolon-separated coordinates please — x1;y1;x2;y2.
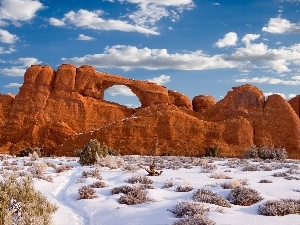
103;84;141;108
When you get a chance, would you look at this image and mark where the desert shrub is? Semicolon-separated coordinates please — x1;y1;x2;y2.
227;186;263;206
193;189;231;208
111;185;139;195
258;199;300;216
200;164;217;173
16;147;41;157
55;164;73;173
168;200;209;217
242;165;260;171
209;172;232;179
175;185;193;192
28;162;53;182
0;174;57;225
90;181;106;188
162;181;175;189
81;168;102;180
79;139;118;165
244;145;287;160
272;172;288;177
126;174;153;184
205;147;220;158
97;155;124;169
122;164;140;173
78;186;97;199
259;179;273;183
173;214;216;225
118;188;154;205
30;151;39;161
285;176;300;180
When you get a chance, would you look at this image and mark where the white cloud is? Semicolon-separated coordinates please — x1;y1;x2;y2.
106;85;135;96
264;92;296;100
241;34;260;46
212;2;220;6
49;9;159;35
77;34;96;41
235;76;300;85
0;57;42;76
62;40;300;75
62;45;236;71
4;82;22;88
49;18;65;27
262;17;300;34
120;0;195;7
215;32;238;48
0;0;44;25
0;46;16;54
128;3;170;27
147;75;170;85
0;29;19;44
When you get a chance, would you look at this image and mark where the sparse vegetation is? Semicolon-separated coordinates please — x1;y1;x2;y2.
205;146;221;158
227;186;263;206
0;174;57;225
79;139;118;166
258;199;300;216
78;186;98;199
244;145;287;160
126;174;153;184
118;188;154;205
193;189;231;208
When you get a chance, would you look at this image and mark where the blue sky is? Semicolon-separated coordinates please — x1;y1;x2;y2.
0;0;299;108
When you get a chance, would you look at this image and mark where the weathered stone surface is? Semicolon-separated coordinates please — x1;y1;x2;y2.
192;95;216;114
168;90;192;110
0;65;299;158
289;95;300;118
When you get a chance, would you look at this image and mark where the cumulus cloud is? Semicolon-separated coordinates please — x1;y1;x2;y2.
215;32;238;48
77;34;96;41
62;45;236;71
0;57;42;76
147;75;170;85
0;46;16;54
241;34;260;46
125;0;195;28
0;0;44;25
106;85;135;96
0;29;19;44
264;92;296;100
62;40;300;75
4;82;22;88
235;76;300;85
49;18;65;27
262;17;300;34
49;9;159;35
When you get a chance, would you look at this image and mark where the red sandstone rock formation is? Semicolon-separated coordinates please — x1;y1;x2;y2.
289;96;300;118
192;95;216;114
0;64;299;158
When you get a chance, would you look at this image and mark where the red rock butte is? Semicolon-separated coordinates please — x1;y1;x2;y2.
0;64;299;158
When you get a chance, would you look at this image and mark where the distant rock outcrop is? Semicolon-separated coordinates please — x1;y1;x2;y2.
0;64;299;158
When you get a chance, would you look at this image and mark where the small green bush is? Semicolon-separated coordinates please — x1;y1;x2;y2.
79;139;118;165
0;174;57;225
205;147;221;158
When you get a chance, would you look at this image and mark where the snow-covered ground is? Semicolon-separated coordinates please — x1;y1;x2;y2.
1;155;300;225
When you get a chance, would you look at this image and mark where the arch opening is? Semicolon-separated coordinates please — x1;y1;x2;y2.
104;85;141;108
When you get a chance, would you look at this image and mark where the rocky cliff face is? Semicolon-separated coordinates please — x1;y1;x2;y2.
0;64;299;158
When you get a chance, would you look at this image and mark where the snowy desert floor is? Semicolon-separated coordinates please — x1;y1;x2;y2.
1;154;300;225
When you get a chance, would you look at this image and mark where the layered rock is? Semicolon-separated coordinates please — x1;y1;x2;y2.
289;96;300;118
0;65;299;158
